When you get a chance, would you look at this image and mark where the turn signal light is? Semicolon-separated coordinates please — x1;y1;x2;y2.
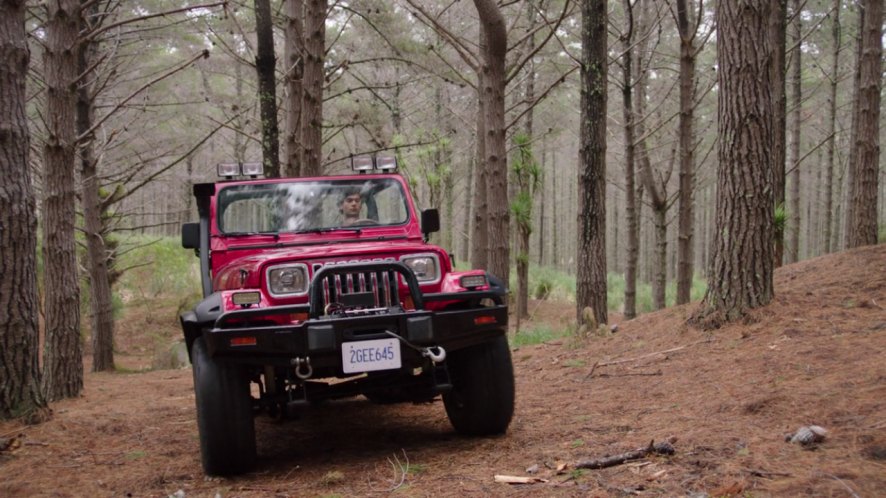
231;337;257;347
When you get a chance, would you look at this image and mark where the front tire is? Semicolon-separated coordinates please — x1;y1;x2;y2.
443;334;515;435
191;337;256;475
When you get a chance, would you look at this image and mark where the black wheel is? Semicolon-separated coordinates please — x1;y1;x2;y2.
443;334;515;435
191;337;256;475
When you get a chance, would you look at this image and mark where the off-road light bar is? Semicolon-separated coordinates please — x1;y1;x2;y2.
217;162;264;178
350;155;398;172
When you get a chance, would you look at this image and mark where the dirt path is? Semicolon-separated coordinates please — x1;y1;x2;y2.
2;245;884;497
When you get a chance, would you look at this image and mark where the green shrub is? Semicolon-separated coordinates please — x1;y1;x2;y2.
510;325;565;347
116;236;201;304
533;278;553;299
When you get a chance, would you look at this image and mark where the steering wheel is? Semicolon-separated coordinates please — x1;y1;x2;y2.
349;218;379;227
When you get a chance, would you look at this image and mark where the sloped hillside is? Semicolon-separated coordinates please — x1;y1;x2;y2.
1;245;883;497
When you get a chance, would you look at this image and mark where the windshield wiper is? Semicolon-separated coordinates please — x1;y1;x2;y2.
222;231;280;239
294;227;363;234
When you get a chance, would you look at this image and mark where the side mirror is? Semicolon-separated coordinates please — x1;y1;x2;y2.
421;209;440;235
182;222;200;249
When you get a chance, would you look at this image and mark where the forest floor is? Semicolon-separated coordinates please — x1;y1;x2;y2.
2;245;885;498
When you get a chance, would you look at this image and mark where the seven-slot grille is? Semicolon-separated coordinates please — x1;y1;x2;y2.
319;269;401;310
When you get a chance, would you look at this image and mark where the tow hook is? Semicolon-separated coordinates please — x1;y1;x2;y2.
423;346;446;363
383;331;447;364
291;357;313;379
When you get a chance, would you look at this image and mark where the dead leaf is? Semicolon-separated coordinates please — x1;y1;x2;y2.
556;462;568;474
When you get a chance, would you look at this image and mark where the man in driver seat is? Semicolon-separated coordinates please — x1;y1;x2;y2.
339;187;363;226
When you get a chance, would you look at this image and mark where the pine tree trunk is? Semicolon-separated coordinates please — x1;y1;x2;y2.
301;0;326;176
42;0;83;401
77;8;115;372
470;79;488;270
620;6;638;319
551;150;559;269
538;140;546;266
823;0;841;254
253;0;280;177
770;0;787;267
847;0;882;248
0;0;49;421
697;0;775;324
460;144;473;264
653;207;666;310
675;0;697;303
474;0;509;285
283;0;304;177
577;0;608;327
786;0;802;263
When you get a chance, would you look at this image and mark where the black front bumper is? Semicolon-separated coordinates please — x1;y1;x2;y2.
203;304;507;371
182;262;509;374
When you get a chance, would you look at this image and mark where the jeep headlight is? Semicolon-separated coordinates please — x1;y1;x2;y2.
266;263;309;296
401;254;440;284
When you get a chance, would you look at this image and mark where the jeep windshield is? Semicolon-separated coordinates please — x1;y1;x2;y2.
217;178;409;235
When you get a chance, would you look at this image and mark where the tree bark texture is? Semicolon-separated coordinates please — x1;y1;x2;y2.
770;0;787;266
470;77;488;270
653;205;667;310
283;0;304;177
822;0;841;254
0;0;48;421
786;0;802;263
254;0;280;178
301;0;326;176
77;5;115;372
620;0;638;319
675;0;697;304
637;113;666;310
699;0;775;323
42;0;83;401
473;0;509;286
842;2;863;250
847;0;882;248
577;0;608;327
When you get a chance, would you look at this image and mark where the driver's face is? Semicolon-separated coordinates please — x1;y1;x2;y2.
341;194;362;217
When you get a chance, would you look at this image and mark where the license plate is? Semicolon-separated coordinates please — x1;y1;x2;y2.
341;338;401;374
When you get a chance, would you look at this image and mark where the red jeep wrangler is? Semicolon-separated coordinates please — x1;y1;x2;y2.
180;159;514;475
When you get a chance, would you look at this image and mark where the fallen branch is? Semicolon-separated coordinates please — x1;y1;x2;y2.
585;339;711;379
744;468;792;479
494;475;548;484
575;440;675;470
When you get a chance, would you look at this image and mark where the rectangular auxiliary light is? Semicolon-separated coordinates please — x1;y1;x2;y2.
351;156;374;172
241;162;264;177
376;156;397;171
218;162;240;177
460;275;487;289
232;291;261;306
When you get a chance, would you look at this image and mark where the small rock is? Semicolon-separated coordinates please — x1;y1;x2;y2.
610;323;619;333
786;425;827;446
525;464;539;474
